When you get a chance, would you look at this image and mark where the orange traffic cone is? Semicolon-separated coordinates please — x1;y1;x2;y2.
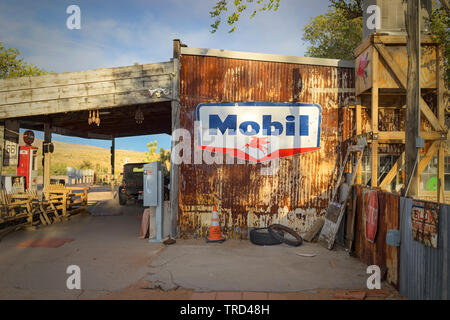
206;206;226;243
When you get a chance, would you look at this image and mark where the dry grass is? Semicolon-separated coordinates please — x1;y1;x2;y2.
2;135;148;176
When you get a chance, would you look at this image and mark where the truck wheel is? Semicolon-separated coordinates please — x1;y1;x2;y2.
119;195;127;206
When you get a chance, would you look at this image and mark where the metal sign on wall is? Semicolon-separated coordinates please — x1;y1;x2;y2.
411;200;439;248
196;102;322;163
2;120;20;167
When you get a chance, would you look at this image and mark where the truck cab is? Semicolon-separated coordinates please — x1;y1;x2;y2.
118;163;146;205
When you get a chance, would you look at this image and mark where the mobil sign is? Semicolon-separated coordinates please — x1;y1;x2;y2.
196;102;322;162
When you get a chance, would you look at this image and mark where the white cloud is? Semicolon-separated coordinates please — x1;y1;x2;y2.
0;0;331;73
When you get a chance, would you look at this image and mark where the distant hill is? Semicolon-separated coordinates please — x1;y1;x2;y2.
2;135;148;177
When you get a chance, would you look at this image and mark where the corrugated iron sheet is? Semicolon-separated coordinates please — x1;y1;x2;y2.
399;197;449;300
353;186;400;287
178;54;355;239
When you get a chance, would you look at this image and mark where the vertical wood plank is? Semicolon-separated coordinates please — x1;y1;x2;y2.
437;45;445;203
371;49;379;188
356;104;362;184
43;123;51;190
170;40;181;238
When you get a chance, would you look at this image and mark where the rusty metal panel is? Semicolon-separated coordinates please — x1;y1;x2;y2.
400;198;449;300
353;186;400;287
178;54;355;239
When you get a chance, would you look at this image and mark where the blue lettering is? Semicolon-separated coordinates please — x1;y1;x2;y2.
286;115;295;136
300;115;309;136
262;115;283;136
209;114;237;135
239;121;260;136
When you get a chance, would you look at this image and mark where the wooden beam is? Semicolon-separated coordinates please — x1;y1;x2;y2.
356;104;362;184
170;40;181;238
373;34;437;45
380;152;405;190
0;61;175;120
417;141;439;176
437;45;446;203
377;131;445;142
404;0;421;197
0;62;174;92
373;42;444;133
43;124;51;190
371;49;379;187
50;126;113;140
111;138;115;192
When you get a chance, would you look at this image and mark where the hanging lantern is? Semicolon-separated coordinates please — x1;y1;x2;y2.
135;107;144;124
96;110;100;126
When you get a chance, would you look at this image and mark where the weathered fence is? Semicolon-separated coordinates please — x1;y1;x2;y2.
351;185;450;299
399;197;449;300
353;185;400;288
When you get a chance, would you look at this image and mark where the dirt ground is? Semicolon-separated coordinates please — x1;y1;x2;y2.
0;186;404;300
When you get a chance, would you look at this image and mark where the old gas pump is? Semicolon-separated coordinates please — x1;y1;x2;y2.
17;130;38;191
143;161;167;242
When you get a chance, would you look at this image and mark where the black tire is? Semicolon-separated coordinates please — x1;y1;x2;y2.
268;224;303;247
249;227;284;246
119;194;127;206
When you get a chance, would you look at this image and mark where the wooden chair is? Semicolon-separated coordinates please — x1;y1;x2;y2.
0;189;35;227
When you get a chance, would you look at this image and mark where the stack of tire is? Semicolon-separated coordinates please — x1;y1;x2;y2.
249;224;303;247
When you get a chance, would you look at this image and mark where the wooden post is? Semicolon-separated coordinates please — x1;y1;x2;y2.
356;104;362;184
43;123;52;190
111;137;115;192
371;49;379;188
170;39;181;238
405;0;420;196
437;45;445;203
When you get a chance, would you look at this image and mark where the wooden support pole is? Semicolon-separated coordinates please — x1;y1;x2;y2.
371;49;379;188
43;123;51;190
405;0;420;197
356;104;362;184
437;45;446;203
111;137;115;192
170;39;181;238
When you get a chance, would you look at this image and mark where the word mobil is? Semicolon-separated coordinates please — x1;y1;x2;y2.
196;102;322;163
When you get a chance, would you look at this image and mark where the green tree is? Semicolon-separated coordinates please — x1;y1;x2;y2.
143;140;159;162
210;0;280;33
302;8;362;60
0;41;48;79
429;0;450;82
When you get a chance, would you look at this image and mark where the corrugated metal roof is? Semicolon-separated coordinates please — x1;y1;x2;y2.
181;47;355;68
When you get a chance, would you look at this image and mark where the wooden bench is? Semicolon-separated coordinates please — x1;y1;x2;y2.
43;184;90;219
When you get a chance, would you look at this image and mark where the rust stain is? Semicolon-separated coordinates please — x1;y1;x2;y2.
178;54;355;239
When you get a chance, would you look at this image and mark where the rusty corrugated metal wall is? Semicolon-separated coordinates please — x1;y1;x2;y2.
178;54;354;239
353;185;400;287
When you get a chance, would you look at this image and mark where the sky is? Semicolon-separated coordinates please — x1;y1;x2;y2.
1;0;332;152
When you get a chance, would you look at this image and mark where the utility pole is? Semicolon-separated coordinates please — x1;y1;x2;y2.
405;0;421;196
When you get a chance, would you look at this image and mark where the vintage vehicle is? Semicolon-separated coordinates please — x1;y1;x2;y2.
118;163;146;205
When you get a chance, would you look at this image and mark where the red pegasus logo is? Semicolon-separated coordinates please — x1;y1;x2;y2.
245;137;270;154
